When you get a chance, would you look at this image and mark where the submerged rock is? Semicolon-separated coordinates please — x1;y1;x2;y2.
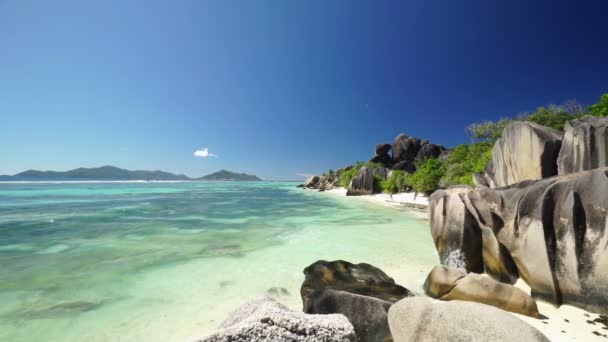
484;121;562;187
558;116;608;175
388;297;549;342
300;260;412;311
305;289;392;342
423;265;540;317
199;297;355;342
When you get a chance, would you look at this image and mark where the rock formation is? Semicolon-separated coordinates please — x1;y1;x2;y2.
483;121;563;187
301;260;412;310
423;265;539;317
369;143;394;168
392;134;421;167
199;297;356;342
305;289;392;342
303;176;320;188
416;142;445;161
558;115;608;175
301;260;412;342
346;167;375;196
388;297;550;342
429;168;608;313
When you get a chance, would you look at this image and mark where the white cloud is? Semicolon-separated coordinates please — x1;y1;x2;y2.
193;148;218;158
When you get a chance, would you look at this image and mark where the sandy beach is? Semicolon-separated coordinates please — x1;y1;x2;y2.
313;187;608;342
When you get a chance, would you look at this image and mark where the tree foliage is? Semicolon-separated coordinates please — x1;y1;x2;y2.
380;170;409;193
406;158;446;194
589;94;608;117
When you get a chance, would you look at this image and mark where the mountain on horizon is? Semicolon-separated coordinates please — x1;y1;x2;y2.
0;166;261;181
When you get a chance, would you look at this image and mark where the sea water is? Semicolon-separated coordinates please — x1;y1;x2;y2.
0;182;437;341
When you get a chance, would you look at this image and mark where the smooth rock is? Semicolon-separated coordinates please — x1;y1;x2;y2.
558;115;608;175
484;121;562;187
305;289;393;342
347;167;375;196
304;176;320;188
424;265;540;317
392;134;421;164
301;260;412;310
388;297;549;342
199;297;356;342
376;143;392;156
428;168;608;313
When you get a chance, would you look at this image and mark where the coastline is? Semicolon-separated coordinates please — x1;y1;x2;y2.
308;186;607;342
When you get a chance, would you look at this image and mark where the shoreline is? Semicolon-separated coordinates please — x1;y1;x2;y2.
308;186;607;342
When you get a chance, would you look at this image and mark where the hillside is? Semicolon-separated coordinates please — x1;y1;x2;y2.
0;166;260;181
197;170;262;181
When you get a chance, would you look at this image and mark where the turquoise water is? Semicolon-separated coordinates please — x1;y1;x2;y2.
0;182;437;341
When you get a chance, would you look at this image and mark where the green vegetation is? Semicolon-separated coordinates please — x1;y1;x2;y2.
379;170;409;193
338;161;383;187
406;158;446;194
589;94;608;117
330;92;608;196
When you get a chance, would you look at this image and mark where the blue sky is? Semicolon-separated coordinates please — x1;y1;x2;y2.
1;0;607;180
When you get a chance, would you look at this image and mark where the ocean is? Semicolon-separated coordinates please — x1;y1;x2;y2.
0;181;437;341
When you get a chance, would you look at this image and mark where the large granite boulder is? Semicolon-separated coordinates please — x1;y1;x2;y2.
303;176;320;188
558;116;608;175
199;297;356;342
388;297;549;342
416;143;444;161
346;167;375;196
423;266;539;317
484;121;562;187
428;186;484;273
369;154;394;168
301;260;412;311
428;168;608;313
391;160;416;173
376;143;392;156
372;166;390;181
392;134;421;164
305;289;392;342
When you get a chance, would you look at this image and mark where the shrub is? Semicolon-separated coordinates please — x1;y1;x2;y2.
589;93;608;117
526;105;580;131
380;170;409;193
406;158;446;195
440;142;492;187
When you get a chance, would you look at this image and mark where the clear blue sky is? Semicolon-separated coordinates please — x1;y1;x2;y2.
1;0;607;180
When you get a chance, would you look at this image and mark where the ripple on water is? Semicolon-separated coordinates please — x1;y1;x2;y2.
36;244;70;254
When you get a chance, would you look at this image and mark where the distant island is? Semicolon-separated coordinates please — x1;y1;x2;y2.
0;166;261;182
198;169;262;181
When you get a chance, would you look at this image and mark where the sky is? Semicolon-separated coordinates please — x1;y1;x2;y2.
1;0;607;180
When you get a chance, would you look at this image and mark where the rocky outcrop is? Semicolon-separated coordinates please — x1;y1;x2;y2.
428;168;608;313
484;121;563;187
301;260;412;311
388;297;550;342
200;297;356;342
558;116;608;175
305;289;392;342
416;143;444;161
392;134;421;165
391;160;416;173
303;176;320;188
428;186;484;273
423;265;539;317
369;143;394;168
346;167;375;196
